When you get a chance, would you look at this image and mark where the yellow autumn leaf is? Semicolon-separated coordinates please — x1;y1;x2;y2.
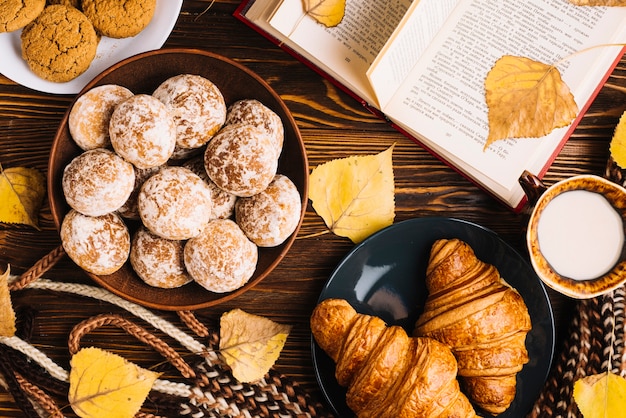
609;110;626;169
219;309;291;383
484;55;578;150
0;265;16;337
69;347;160;418
574;372;626;418
309;145;395;244
0;165;46;229
303;0;346;27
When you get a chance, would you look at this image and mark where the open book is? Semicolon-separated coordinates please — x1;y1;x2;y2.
235;0;626;211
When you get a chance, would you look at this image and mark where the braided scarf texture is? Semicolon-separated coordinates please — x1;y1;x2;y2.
529;285;626;418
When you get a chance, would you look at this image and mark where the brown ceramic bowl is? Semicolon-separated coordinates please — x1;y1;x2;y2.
527;174;626;299
48;48;308;310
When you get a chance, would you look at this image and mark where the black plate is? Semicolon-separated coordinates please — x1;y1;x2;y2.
312;217;555;417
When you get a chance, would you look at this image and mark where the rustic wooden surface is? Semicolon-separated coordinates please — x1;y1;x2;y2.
1;1;625;416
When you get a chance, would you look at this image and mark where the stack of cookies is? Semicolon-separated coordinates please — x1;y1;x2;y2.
1;0;156;83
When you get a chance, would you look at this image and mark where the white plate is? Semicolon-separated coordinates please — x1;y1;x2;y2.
0;0;182;95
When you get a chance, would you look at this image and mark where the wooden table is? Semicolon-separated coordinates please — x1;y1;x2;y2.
1;1;624;416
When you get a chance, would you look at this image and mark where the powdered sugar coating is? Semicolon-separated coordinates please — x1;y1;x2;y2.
130;227;192;289
153;74;226;150
204;124;278;197
184;219;258;293
62;148;135;217
236;175;301;247
183;157;237;220
60;209;130;275
69;84;134;150
138;166;212;240
225;99;284;158
109;94;176;169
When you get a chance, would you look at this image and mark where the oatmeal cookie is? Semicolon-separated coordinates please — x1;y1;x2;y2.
47;0;81;9
20;5;98;83
82;0;156;38
0;0;45;33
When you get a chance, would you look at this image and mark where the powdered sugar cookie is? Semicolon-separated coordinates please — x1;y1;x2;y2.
153;74;226;150
138;166;212;240
130;227;191;289
236;175;301;247
109;94;176;169
204;124;277;197
225;99;284;157
62;148;135;217
117;165;163;220
69;84;134;150
184;219;257;293
60;209;130;275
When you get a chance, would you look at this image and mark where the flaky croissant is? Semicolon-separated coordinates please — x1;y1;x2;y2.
413;238;532;415
311;298;478;418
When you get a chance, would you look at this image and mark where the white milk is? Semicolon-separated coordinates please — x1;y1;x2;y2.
537;190;624;280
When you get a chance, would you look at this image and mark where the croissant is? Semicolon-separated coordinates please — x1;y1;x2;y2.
413;238;532;415
311;298;478;418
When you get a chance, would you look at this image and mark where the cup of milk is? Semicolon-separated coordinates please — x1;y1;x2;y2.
524;173;626;298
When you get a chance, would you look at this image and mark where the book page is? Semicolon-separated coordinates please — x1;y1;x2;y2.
268;0;411;107
381;0;626;201
368;0;462;107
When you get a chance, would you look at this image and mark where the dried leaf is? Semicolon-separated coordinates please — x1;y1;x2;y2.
573;372;626;418
69;347;160;418
0;165;46;229
568;0;626;5
303;0;346;27
0;266;16;337
219;309;291;383
610;111;626;168
484;55;578;150
309;145;395;243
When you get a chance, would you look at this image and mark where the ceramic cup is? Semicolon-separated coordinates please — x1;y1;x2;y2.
523;172;626;298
